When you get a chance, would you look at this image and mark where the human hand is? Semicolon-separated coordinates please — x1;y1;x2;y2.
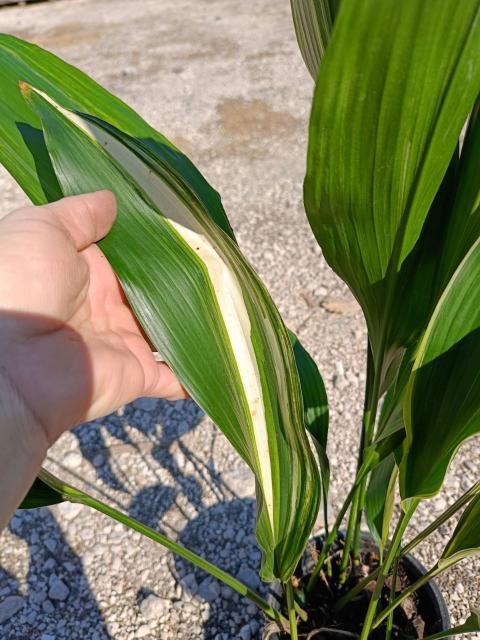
0;190;186;446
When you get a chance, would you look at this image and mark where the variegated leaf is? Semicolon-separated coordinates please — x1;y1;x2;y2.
16;82;320;582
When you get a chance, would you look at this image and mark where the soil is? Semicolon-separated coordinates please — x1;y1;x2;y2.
268;534;428;640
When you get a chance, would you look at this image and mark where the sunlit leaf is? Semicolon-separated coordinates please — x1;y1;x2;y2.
439;494;480;567
289;331;330;515
401;237;480;500
305;0;480;385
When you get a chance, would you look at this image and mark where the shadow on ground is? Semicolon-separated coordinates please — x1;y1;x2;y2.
1;508;111;639
1;398;263;638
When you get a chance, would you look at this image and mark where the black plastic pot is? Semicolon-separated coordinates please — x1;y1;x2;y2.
263;533;451;639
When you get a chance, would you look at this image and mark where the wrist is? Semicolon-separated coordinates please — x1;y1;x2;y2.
0;366;49;529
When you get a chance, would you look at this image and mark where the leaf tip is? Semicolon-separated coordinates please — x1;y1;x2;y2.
18;80;32;100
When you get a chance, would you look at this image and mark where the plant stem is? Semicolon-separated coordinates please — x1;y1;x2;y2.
372;565;441;630
39;468;287;627
323;490;330;539
306;484;357;594
358;501;418;640
335;480;480;612
339;488;360;582
351;344;381;562
352;479;368;561
286;580;298;640
385;556;399;640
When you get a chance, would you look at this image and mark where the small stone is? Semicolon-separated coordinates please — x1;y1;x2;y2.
62;451;82;469
140;594;169;620
92;454;104;467
48;578;69;602
322;296;359;316
60;502;83;522
237;566;260;590
136;624;151;638
198;578;221;603
41;635;56;640
221;468;255;498
30;590;47;605
239;623;251;640
0;596;24;624
335;360;345;378
179;573;198;594
42;600;55;614
250;620;260;634
223;526;235;540
25;610;37;624
133;397;158;412
45;539;57;553
220;585;234;600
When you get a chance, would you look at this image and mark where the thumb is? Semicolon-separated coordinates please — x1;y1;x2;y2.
44;190;117;250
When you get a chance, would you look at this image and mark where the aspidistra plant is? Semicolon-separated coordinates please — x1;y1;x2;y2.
1;0;480;637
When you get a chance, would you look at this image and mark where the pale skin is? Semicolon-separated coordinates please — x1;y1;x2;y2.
0;190;186;529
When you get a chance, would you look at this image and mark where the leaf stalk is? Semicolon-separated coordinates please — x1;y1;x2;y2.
38;469;287;627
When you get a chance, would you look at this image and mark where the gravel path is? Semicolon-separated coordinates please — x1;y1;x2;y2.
0;0;478;638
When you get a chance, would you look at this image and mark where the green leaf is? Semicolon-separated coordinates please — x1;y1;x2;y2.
19;476;64;509
8;80;320;583
289;331;330;512
438;99;480;288
290;0;339;79
400;237;480;500
304;0;480;383
440;494;480;567
0;34;235;241
365;453;397;556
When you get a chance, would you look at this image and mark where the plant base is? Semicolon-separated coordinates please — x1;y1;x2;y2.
263;533;450;639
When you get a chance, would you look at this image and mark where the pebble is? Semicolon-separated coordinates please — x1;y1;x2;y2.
136;624;151;638
48;578;70;602
30;589;47;605
140;594;170;620
92;454;104;467
221;468;255;498
60;502;83;521
45;538;57;553
239;624;251;640
198;578;221;603
42;600;55;614
0;596;24;624
237;566;260;590
179;573;198;594
62;451;83;468
223;526;235;540
133;397;158;411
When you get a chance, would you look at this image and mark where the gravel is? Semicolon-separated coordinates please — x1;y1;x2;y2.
0;0;479;638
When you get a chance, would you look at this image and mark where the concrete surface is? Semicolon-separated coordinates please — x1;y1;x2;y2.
0;0;478;638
